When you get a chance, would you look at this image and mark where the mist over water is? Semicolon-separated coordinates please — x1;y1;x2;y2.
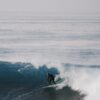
0;15;100;100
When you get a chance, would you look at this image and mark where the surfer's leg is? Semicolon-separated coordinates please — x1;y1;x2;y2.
48;78;52;84
48;79;51;84
51;79;56;84
52;77;56;84
53;80;56;84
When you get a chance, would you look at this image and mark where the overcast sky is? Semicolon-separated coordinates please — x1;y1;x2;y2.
0;0;100;15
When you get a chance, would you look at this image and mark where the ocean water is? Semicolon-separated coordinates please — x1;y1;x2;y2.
0;16;100;100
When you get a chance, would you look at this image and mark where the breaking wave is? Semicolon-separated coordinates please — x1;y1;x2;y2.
0;61;86;100
0;60;100;100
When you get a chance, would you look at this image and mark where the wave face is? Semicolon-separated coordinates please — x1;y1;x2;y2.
0;61;59;87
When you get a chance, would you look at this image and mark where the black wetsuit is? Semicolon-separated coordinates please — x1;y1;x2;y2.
47;73;56;84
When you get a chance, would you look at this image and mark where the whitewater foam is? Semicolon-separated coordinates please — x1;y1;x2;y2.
60;64;100;100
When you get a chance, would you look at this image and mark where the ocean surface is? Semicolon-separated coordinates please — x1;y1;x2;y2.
0;15;100;100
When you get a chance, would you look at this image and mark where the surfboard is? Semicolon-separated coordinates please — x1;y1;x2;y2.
42;77;65;89
55;77;64;84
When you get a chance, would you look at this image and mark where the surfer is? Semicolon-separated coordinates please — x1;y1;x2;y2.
47;73;56;84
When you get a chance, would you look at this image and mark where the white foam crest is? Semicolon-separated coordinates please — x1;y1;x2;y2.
59;66;100;100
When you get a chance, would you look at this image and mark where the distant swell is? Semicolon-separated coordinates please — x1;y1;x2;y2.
64;63;100;68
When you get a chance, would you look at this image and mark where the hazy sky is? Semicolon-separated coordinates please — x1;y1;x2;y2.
0;0;100;15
